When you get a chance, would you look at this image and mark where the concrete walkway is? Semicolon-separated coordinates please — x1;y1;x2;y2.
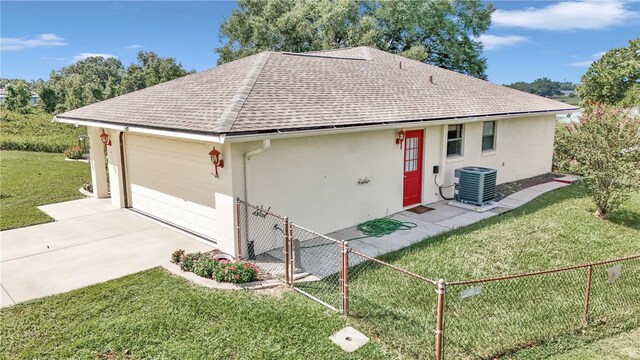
258;179;572;279
0;198;213;308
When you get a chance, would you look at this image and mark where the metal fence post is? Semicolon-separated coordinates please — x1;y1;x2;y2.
235;198;242;260
435;279;446;360
341;241;350;316
289;224;295;287
583;265;593;326
283;217;290;285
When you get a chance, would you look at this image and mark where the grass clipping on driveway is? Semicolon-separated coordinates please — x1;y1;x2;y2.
0;151;90;230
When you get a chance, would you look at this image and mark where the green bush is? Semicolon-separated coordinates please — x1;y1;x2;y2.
562;105;640;218
180;252;204;272
63;145;85;160
170;249;185;264
553;123;575;173
192;257;218;278
0;108;86;153
212;260;258;284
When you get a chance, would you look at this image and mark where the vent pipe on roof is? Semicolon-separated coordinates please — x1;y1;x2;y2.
429;75;434;84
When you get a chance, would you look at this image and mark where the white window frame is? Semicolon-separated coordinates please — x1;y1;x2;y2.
446;124;464;157
481;121;497;152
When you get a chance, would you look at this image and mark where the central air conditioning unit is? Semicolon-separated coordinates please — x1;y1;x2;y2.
454;167;497;206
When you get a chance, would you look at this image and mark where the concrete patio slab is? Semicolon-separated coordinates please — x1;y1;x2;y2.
499;198;526;209
528;181;568;193
1;199;213;307
435;214;479;229
507;188;549;203
38;198;116;221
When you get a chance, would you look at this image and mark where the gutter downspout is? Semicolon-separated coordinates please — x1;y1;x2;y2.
243;139;271;204
242;139;271;259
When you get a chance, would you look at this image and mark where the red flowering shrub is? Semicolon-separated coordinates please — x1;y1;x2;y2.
64;145;85;160
212;260;259;284
171;249;260;284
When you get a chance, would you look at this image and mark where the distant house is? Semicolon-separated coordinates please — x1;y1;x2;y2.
559;90;576;97
0;88;40;105
55;46;578;256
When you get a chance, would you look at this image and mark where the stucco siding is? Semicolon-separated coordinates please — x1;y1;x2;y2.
88;114;556;256
435;115;556;199
231;130;405;234
230;115;556;237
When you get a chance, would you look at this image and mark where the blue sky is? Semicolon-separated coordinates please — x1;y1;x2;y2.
1;1;638;85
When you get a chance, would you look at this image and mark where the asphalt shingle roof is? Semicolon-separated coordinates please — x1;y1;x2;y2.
57;47;578;135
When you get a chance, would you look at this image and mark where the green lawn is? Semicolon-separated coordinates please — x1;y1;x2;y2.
0;108;86;153
548;327;640;360
297;185;640;358
0;268;385;359
550;95;580;107
0;151;90;230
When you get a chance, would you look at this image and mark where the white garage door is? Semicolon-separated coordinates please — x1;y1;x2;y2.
125;134;217;241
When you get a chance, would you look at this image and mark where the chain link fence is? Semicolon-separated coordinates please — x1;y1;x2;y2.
443;256;640;359
288;223;343;310
347;248;438;359
236;199;286;279
236;199;639;360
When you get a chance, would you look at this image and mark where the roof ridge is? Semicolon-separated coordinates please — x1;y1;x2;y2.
280;52;367;61
213;52;272;133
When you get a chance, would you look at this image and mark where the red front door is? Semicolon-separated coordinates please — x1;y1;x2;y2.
403;130;424;207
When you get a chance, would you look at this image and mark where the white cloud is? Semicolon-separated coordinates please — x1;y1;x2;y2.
569;60;594;67
72;53;117;62
0;33;67;51
126;44;143;49
478;34;528;50
492;1;638;30
568;51;607;67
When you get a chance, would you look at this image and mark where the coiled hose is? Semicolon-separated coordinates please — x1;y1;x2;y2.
349;218;418;241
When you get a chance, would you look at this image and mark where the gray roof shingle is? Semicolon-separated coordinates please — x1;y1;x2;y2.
57;47;577;135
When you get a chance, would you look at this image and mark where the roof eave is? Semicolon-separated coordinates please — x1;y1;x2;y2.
54;116;226;144
222;108;578;143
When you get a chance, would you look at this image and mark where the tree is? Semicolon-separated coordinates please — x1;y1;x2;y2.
560;105;640;219
506;81;531;93
529;77;561;97
216;0;493;79
42;52;192;112
506;78;563;97
3;81;32;111
120;51;193;94
577;38;640;107
37;83;59;113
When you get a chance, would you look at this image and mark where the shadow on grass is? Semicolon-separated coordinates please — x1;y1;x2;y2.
607;209;640;231
378;184;588;268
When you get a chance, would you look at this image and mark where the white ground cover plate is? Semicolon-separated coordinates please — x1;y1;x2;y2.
329;326;370;352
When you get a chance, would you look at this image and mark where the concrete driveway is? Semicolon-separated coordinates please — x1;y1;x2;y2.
0;198;213;308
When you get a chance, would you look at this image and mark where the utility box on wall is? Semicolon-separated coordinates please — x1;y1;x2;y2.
454;167;497;206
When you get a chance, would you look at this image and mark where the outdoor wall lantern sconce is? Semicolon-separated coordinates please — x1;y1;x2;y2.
100;130;111;147
209;146;224;178
396;129;406;149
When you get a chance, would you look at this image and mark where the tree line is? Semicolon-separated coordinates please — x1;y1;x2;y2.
2;51;193;114
505;78;577;98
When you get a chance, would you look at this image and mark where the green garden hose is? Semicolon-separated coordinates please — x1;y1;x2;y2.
346;218;418;241
294;218;418;249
